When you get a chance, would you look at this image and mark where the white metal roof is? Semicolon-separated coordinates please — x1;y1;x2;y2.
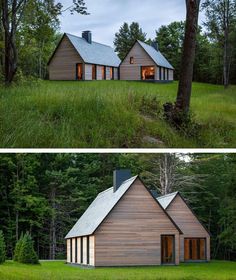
65;176;138;239
66;33;121;67
138;40;174;70
156;192;178;209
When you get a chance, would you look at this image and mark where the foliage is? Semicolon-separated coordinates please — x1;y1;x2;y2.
13;234;24;262
17;233;39;264
1;153;236;261
0;260;236;280
0;230;6;264
114;22;147;60
0;81;235;148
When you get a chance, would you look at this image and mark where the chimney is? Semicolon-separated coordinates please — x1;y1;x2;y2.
151;41;158;51
82;31;92;44
113;169;131;192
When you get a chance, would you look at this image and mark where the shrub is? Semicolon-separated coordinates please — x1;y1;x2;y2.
18;232;39;264
0;230;6;264
13;233;24;262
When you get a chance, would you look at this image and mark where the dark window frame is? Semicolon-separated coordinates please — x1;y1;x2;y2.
80;237;83;263
130;57;134;64
70;239;72;263
87;236;90;264
75;238;77;263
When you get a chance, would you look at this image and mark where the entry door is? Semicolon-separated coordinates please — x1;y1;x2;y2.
161;235;175;264
184;238;206;261
76;63;83;80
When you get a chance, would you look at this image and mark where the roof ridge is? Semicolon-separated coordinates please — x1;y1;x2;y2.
97;187;113;196
157;191;179;199
65;32;113;49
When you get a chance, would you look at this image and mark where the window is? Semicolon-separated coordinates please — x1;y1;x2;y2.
141;66;155;80
110;67;114;80
76;63;83;80
167;69;169;80
75;238;77;263
80;237;83;263
102;66;106;80
130;57;134;64
159;67;162;80
92;65;97;80
87;236;90;264
70;239;72;263
184;238;206;261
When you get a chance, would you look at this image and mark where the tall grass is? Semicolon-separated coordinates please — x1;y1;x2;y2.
0;80;235;148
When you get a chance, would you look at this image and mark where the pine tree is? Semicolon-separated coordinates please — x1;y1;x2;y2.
114;22;147;60
0;230;6;264
13;233;24;262
18;233;39;264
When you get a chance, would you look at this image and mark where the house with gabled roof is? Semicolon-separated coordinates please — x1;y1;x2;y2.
157;192;211;262
48;31;174;82
119;40;174;81
65;170;210;267
48;31;121;81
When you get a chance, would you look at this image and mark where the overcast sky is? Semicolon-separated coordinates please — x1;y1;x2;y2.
59;0;205;46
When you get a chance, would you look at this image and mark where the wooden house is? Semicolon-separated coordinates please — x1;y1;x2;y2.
65;170;210;267
48;32;174;82
48;31;121;81
119;41;174;81
157;192;211;262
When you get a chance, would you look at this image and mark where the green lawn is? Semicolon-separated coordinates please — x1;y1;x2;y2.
0;261;236;280
0;80;235;148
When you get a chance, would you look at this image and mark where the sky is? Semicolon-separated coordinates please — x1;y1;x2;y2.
59;0;205;46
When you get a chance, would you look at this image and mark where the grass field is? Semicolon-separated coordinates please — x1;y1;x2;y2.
0;80;235;148
0;260;236;280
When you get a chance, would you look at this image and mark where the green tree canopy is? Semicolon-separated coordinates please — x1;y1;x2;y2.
114;22;147;60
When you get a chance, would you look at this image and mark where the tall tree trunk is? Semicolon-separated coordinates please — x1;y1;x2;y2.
175;0;201;113
159;154;176;195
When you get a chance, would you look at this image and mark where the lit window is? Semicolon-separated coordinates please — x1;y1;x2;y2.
130;57;134;64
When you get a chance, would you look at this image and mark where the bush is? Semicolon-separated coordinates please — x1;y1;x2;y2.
17;233;39;264
13;233;24;262
0;230;6;264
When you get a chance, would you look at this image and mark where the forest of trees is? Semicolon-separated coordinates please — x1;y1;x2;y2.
0;153;236;261
0;0;235;86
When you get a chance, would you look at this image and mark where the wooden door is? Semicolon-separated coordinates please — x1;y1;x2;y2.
161;235;175;264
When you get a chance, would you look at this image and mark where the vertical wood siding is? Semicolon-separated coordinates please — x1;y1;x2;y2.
169;69;174;81
106;67;111;80
114;68;118;80
82;236;87;264
84;64;92;80
72;238;75;263
66;239;70;263
94;178;180;266
48;36;83;80
89;236;95;265
76;237;81;263
166;195;210;262
120;42;154;80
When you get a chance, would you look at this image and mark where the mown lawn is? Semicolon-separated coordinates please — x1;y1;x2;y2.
0;80;235;148
0;260;236;280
